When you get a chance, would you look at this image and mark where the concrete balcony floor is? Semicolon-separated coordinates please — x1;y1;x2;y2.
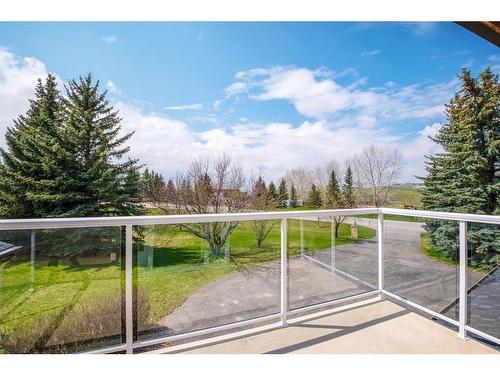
154;298;498;354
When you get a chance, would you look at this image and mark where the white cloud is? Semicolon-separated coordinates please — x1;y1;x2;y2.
400;123;443;181
106;80;120;94
0;51;448;183
227;66;456;121
164;103;203;111
487;54;500;74
360;49;381;57
0;49;50;148
116;101;413;182
101;35;117;44
410;22;437;36
225;81;247;96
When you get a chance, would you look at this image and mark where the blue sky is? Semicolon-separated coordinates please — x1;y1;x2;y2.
0;22;498;182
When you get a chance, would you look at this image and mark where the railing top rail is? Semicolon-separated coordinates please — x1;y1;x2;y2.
380;208;500;225
0;207;498;230
0;208;379;230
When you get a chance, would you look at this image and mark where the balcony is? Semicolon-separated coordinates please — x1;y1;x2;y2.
0;208;499;354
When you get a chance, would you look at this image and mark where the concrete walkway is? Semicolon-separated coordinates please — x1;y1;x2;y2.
157;219;491;339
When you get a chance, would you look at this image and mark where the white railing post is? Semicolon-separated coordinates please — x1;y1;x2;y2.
458;221;468;339
280;218;288;327
299;219;304;258
330;219;335;275
125;225;134;353
30;230;36;288
377;212;384;294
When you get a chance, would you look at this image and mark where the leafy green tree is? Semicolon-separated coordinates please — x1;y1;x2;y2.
289;184;298;207
307;184;322;208
342;166;356;208
421;68;500;268
278;179;288;206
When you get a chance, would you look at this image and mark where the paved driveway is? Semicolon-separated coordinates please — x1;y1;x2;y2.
312;218;482;313
156;218;493;339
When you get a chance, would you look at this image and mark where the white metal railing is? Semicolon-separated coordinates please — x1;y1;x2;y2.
0;207;499;353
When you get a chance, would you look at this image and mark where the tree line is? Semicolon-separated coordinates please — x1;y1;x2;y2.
0;68;498;266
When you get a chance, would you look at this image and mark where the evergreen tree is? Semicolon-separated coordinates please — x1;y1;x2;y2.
251;176;268;209
0;74;142;256
267;181;278;202
0;74;63;218
165;179;176;203
307;184;322;208
278;179;288;206
421;68;500;268
57;74;142;218
342;166;356;208
326;169;342;208
251;176;275;248
289;184;297;207
140;168;166;201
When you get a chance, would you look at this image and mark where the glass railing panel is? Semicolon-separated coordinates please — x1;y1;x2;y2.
135;219;281;343
384;217;461;319
287;215;377;311
0;227;123;353
464;222;500;343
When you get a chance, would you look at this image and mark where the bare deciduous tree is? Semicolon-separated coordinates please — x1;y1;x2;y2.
143;154;250;257
352;145;402;207
283;160;340;201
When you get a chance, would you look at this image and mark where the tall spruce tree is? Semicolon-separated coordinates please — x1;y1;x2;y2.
267;181;278;202
58;74;142;217
326;169;342;208
290;184;298;207
278;179;288;206
0;74;142;256
0;74;63;218
251;176;268;209
421;68;500;268
307;184;322;208
343;166;356;208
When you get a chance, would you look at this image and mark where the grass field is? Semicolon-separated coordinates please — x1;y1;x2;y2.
420;232;488;274
0;220;375;353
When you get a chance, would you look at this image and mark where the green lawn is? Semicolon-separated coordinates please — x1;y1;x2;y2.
420;232;488;274
0;220;375;353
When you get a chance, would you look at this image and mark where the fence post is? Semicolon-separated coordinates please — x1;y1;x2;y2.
125;225;134;353
458;221;468;339
377;212;384;294
281;218;288;327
